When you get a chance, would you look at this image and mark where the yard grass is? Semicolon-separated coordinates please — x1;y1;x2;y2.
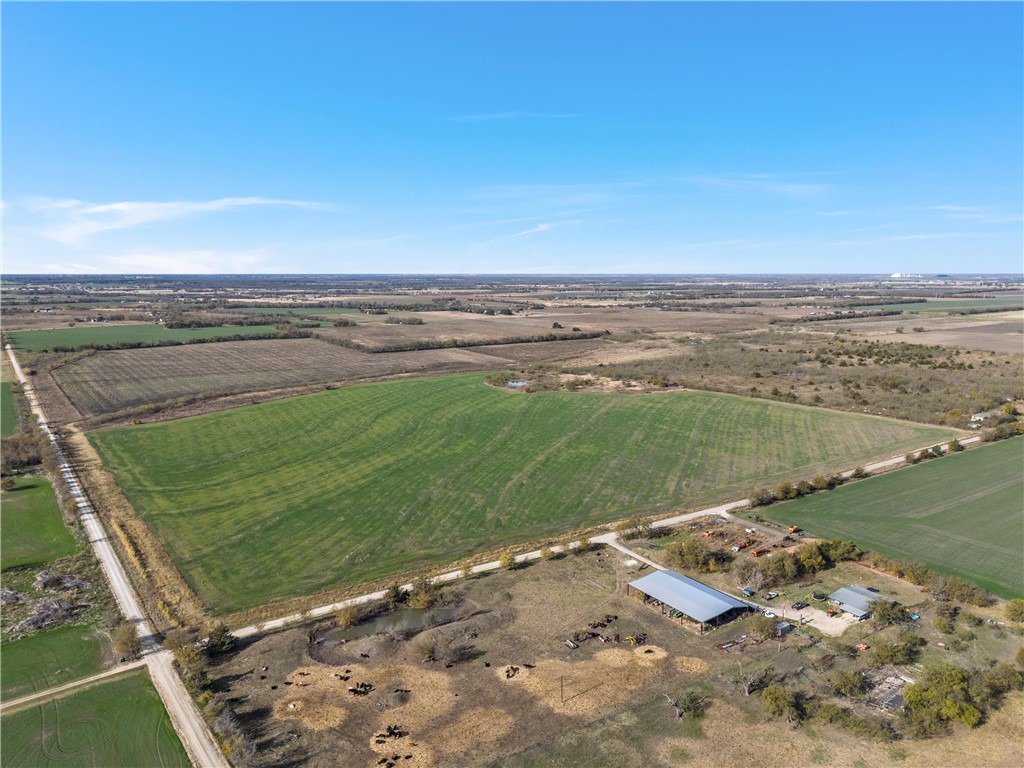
0;669;190;768
0;626;107;701
1;476;79;571
89;374;954;616
750;437;1024;598
7;323;281;352
1;381;18;436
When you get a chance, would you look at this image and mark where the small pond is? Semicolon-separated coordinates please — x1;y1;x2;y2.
324;606;461;642
506;380;528;388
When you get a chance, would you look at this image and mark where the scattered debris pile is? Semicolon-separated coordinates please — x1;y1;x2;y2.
34;572;90;592
15;598;80;632
0;588;24;606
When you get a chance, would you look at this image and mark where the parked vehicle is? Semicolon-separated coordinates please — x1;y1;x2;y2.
764;591;779;600
792;601;809;610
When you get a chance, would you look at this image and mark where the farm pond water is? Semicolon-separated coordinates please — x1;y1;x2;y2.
324;606;461;642
506;380;528;388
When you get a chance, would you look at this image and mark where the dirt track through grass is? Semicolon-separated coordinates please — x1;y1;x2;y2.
90;374;954;615
0;669;189;768
757;437;1024;597
0;627;106;701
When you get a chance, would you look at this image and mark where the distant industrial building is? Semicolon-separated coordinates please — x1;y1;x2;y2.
628;569;753;633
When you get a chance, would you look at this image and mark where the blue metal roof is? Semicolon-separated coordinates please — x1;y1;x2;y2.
629;569;750;623
829;586;887;618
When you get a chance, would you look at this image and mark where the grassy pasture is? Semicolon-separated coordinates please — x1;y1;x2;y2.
7;323;280;352
1;356;18;436
855;297;1024;314
90;374;953;615
754;437;1024;598
54;339;509;417
0;627;107;701
0;670;190;768
1;476;79;571
1;382;18;437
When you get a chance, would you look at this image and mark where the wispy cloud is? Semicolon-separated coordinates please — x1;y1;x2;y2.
26;196;330;245
827;232;996;247
477;220;581;247
447;111;581;122
472;182;640;209
927;205;1022;224
684;173;830;198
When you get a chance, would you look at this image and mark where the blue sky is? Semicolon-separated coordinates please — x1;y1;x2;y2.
3;2;1021;274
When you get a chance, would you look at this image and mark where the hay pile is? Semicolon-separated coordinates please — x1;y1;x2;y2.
497;645;668;716
674;656;710;674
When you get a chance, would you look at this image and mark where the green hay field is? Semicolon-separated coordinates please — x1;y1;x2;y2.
1;477;79;571
754;437;1024;598
90;374;954;615
0;670;190;768
855;297;1024;314
0;627;106;701
7;323;280;353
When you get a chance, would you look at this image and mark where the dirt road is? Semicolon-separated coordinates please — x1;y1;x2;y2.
5;345;227;768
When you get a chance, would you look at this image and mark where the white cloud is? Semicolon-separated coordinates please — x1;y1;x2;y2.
477;220;581;247
827;232;995;247
25;196;329;245
684;173;829;198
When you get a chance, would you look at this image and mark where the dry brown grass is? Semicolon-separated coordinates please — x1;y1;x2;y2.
497;645;668;717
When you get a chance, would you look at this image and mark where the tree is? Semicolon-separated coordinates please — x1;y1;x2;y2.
811;475;830;491
871;600;910;628
498;553;516;570
408;576;439;609
205;622;237;655
903;662;982;730
750;614;777;643
539;545;555;560
751;487;776;507
948;438;964;452
761;684;801;723
796;543;827;574
774;481;796;501
384;582;406;607
1005;598;1024;623
829;670;865;697
665;539;718;573
551;322;563;329
664;691;709;719
335;605;359;628
112;622;141;659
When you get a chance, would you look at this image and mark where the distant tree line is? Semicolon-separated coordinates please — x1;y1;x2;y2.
42;328;312;354
313;329;609;354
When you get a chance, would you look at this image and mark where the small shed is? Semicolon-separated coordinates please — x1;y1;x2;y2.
829;586;889;619
629;569;753;634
